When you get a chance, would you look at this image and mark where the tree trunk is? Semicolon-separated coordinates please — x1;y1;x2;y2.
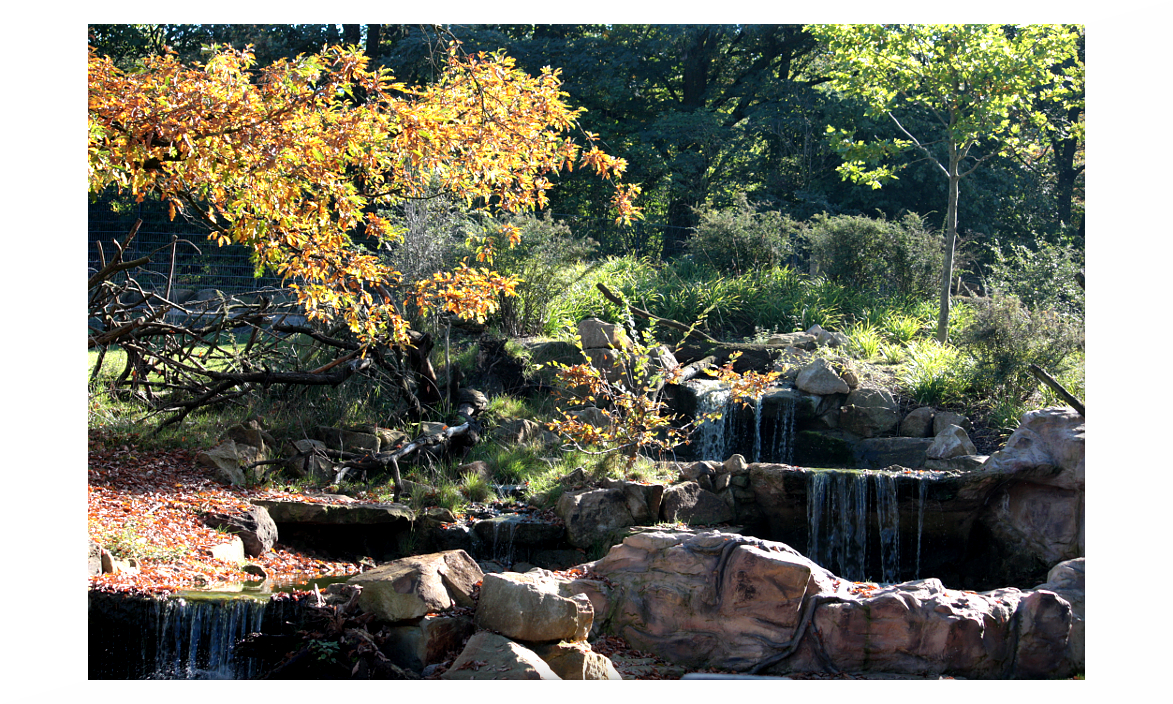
936;147;961;343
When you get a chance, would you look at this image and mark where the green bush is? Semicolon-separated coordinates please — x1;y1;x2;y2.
958;295;1084;403
805;212;943;299
984;237;1084;317
488;213;600;336
686;193;798;275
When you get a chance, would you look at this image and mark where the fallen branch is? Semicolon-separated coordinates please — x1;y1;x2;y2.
1028;363;1085;416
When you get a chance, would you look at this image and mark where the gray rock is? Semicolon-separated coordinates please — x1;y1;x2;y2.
475;571;594;642
839;387;900;438
578;317;629;350
200;505;278;557
660;481;735;525
933;411;972;435
383;614;476;672
442;631;562;680
899;406;936;437
795;358;850;395
348;550;483;622
853;437;933;469
927;424;978;459
556;487;639;549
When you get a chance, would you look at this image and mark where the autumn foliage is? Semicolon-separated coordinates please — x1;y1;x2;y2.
88;43;641;345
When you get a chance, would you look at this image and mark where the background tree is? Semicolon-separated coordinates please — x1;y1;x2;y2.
808;24;1082;341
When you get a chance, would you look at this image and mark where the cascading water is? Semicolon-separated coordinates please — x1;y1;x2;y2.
771;392;797;465
805;469;938;584
90;591;305;679
152;597;267;679
694;385;732;462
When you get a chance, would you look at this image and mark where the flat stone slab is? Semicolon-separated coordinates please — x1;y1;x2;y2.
252;499;414;524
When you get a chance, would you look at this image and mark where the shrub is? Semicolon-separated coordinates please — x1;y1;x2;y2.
805;212;943;299
984;237;1084;318
488;213;599;336
958;295;1084;403
687;193;799;275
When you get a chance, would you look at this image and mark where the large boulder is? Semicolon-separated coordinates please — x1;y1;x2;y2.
474;570;594;642
441;631;561;680
348;550;483;623
590;530;1079;678
794;358;850;395
838;387;900;438
972;407;1085;585
899;406;936;437
556;487;641;549
659;481;734;525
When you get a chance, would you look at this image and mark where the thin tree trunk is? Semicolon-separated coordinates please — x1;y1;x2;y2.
936;147;961;343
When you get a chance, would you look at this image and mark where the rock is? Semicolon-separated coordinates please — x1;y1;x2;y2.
600;478;665;524
926;424;978;459
973;408;1085;584
660;481;735;525
348;550;483;623
441;631;562;680
475;571;594;642
578;317;629;350
723;454;748;474
839;387;900;438
383;614;476;672
924;455;988;471
568;406;610;429
530;641;623;679
933;411;972;435
853;437;933;469
556;487;639;549
200;505;278;557
1034;558;1085;672
765;332;817;349
472;513;566;550
491;418;557;446
591;531;834;671
196;439;257;486
794;358;850;395
805;324;848;348
584;347;625;382
316;426;380;454
253;499;414;525
210;536;246;565
899;406;936;437
1013;589;1074;678
89;539;103;576
282;438;333;481
591;531;1078;678
221;420;274;454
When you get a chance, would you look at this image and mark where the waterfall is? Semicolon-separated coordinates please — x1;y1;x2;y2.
772;393;797;465
752;395;764;463
694;385;731;461
90;591;303;679
874;473;900;584
804;469;939;584
806;471;869;581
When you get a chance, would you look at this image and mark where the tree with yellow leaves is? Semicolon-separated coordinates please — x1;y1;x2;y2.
88;42;641;348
